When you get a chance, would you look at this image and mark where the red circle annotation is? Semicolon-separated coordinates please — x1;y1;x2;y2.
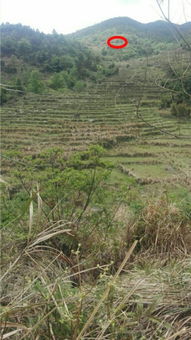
107;36;129;49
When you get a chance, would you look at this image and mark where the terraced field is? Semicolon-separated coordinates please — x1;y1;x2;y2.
1;81;191;187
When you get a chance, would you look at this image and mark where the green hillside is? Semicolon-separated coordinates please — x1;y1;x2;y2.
69;17;191;61
0;23;100;75
70;17;191;40
0;23;119;104
1;17;191;340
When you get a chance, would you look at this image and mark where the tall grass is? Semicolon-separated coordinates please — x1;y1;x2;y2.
1;187;191;339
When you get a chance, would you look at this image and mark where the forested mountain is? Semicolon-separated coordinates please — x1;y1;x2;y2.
1;23;100;75
1;18;191;104
70;16;191;41
69;17;191;60
1;23;119;103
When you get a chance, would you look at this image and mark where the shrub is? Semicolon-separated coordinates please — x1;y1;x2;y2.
27;70;44;93
160;93;172;109
49;73;65;90
134;196;191;257
0;87;8;104
171;102;191;118
74;80;86;92
4;63;17;74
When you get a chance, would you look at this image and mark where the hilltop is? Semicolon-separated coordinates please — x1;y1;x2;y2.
68;16;191;60
69;16;191;40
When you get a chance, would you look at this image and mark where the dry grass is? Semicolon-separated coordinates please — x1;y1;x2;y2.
1;250;190;339
135;198;191;258
1;191;191;339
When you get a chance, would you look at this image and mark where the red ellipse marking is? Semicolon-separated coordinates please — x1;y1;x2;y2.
107;35;129;49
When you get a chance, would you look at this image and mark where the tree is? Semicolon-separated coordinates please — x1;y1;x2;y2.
49;73;65;90
1;38;16;56
74;80;86;92
62;71;75;89
155;0;191;51
0;87;8;105
52;29;58;35
171;103;191;118
155;0;191;118
17;38;32;57
15;78;25;94
28;70;44;93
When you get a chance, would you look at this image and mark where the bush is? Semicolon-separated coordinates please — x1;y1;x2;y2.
15;78;25;93
74;80;86;92
49;73;65;90
62;71;75;89
101;48;107;56
171;102;191;118
0;87;8;104
27;70;44;94
160;94;172;109
102;65;119;76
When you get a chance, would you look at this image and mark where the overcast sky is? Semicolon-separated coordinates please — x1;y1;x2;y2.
1;0;191;34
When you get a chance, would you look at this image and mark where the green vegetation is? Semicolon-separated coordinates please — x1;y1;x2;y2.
171;102;191;118
0;23;119;103
1;144;191;339
70;17;191;61
1;18;191;340
27;70;44;94
159;62;191;117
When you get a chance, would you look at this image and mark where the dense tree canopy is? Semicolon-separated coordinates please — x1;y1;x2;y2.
0;23;119;103
0;23;100;74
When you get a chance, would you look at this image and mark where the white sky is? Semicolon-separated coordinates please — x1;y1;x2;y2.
1;0;191;34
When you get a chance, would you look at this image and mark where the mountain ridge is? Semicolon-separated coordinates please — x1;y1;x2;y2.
67;16;191;62
68;16;191;39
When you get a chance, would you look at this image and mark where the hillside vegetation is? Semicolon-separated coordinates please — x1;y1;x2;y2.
1;17;191;340
69;17;191;61
0;23;119;104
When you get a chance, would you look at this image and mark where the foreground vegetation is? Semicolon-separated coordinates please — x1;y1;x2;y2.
1;143;191;339
1;76;191;339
